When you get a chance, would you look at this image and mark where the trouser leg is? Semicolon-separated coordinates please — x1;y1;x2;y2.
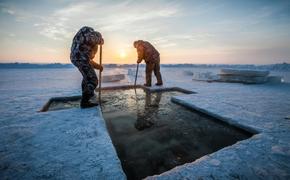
153;59;163;84
81;79;85;92
81;79;90;103
145;63;154;86
73;61;98;102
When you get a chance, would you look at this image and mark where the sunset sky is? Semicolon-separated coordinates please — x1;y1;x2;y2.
0;0;289;64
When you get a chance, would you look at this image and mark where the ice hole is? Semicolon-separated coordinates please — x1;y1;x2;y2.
40;87;253;180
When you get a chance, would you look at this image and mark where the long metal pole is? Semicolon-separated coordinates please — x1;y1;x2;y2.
134;63;139;124
134;63;139;87
99;45;102;104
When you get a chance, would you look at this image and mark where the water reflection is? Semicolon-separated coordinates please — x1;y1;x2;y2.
101;89;251;180
135;91;162;130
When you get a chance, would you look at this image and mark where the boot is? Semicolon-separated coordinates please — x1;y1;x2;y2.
155;83;163;86
80;93;98;108
80;101;99;108
143;83;151;87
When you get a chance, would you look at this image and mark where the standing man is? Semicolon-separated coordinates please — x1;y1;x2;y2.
70;26;104;108
134;40;163;87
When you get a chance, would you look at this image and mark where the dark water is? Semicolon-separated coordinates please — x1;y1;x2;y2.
101;89;252;180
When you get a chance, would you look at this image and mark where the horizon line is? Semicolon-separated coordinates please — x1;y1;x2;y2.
0;62;289;66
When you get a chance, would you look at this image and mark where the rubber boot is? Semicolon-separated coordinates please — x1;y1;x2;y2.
80;94;98;108
143;83;151;87
154;63;163;86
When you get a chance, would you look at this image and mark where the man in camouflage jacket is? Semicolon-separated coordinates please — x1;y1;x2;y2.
134;40;163;87
70;26;104;108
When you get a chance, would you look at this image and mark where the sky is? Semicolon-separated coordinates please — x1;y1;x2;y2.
0;0;289;64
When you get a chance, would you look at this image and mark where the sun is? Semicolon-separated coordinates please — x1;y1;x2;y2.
119;50;127;59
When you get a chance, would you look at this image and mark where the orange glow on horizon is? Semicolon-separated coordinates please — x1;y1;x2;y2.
119;49;127;59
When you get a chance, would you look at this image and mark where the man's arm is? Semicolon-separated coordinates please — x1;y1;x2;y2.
87;31;104;46
137;46;144;63
89;60;103;72
87;30;104;65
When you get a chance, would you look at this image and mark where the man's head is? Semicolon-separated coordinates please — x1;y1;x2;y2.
99;37;104;45
93;31;104;45
133;40;143;48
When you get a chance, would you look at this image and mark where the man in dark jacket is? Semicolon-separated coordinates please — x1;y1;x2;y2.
70;26;104;108
134;40;163;87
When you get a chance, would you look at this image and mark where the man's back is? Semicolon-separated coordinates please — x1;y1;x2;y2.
70;26;102;62
135;40;159;63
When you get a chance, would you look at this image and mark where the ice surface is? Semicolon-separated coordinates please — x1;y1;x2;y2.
102;74;125;82
0;68;126;179
218;68;270;84
127;68;145;77
183;70;193;76
192;71;219;81
267;76;283;84
191;68;285;84
101;68;125;82
1;66;290;179
220;68;270;76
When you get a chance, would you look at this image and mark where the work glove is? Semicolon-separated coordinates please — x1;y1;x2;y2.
99;65;103;72
100;38;104;45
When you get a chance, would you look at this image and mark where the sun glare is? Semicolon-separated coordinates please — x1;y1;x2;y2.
119;50;127;59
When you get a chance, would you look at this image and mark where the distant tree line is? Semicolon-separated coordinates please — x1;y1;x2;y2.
160;62;290;71
0;62;289;71
0;63;73;69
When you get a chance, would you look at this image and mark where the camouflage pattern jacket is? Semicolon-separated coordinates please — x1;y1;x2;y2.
135;40;160;63
70;26;103;63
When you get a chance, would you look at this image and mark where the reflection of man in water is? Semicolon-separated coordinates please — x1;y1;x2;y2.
135;91;162;130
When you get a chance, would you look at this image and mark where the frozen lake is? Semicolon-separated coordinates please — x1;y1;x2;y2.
0;67;289;92
0;66;290;179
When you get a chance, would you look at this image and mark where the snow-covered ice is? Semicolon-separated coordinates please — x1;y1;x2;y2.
1;67;290;179
0;68;126;179
127;67;145;77
102;68;126;82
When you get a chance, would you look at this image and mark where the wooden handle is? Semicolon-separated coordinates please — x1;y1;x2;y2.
134;63;139;87
99;45;102;103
